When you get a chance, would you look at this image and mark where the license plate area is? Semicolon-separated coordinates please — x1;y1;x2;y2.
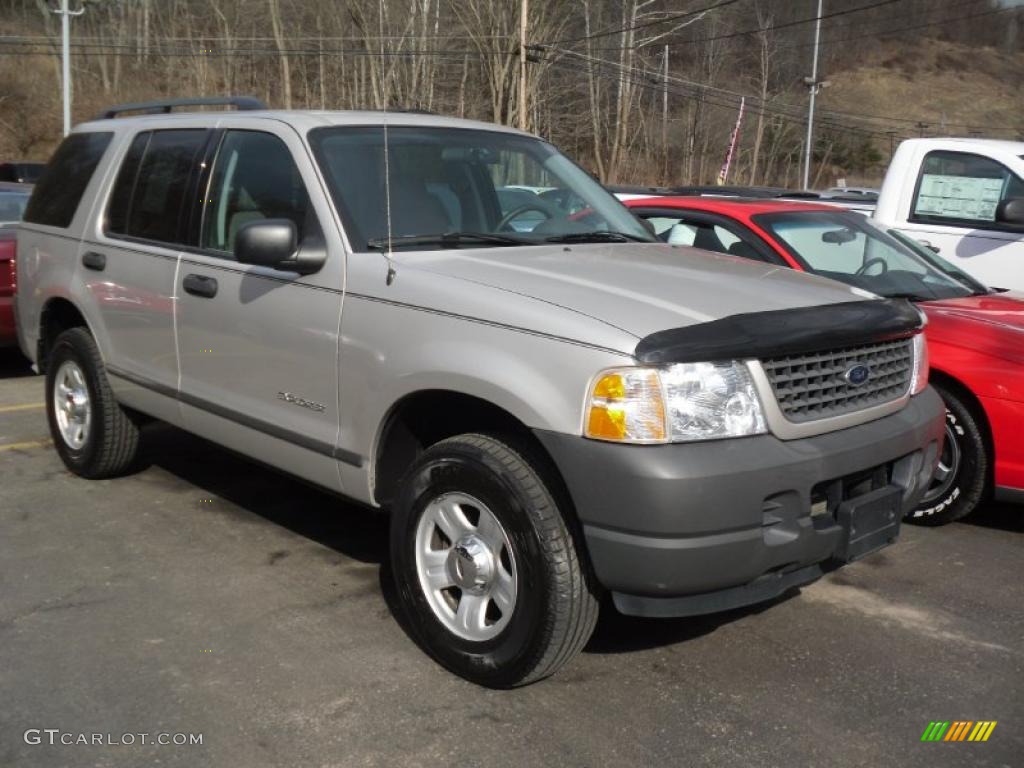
835;486;902;562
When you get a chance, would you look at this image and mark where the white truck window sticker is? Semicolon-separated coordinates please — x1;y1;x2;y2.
914;174;1003;222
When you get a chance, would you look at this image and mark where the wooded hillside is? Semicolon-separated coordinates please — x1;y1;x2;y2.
1;0;1021;187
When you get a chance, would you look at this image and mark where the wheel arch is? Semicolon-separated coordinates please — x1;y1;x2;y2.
372;389;572;511
37;296;91;374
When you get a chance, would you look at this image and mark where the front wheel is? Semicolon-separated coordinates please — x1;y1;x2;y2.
390;433;599;687
907;384;988;526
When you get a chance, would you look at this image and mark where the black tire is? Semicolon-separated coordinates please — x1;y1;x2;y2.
907;383;988;526
390;433;599;687
45;327;140;479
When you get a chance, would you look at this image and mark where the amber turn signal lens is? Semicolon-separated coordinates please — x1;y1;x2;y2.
585;369;667;443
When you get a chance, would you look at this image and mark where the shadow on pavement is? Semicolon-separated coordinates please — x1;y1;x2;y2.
135;422;806;659
584;590;797;654
142;424;389;566
0;350;34;379
962;501;1023;533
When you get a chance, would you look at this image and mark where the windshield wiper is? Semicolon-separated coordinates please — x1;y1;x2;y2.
883;291;932;302
544;230;652;244
367;231;530;250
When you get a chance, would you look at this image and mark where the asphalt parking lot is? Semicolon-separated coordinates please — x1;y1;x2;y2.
1;351;1021;768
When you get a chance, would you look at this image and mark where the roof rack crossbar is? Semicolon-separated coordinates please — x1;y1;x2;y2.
95;96;267;120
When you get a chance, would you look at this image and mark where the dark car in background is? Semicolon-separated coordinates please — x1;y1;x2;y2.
0;162;44;184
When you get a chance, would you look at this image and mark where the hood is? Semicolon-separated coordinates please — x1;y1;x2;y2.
397;243;875;338
922;292;1024;365
922;292;1024;333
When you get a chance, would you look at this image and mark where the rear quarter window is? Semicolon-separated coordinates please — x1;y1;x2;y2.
23;132;113;228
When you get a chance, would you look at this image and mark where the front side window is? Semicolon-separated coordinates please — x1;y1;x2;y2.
106;129;207;245
24;132;113;228
755;210;978;301
201;130;312;254
309;126;652;251
911;150;1024;228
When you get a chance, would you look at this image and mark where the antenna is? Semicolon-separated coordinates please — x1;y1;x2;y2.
382;111;396;285
379;4;396;285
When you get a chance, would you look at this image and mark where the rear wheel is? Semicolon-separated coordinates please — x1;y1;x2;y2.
390;433;599;687
907;383;987;526
46;327;140;478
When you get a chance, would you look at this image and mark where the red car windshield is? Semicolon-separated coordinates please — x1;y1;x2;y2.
753;210;980;302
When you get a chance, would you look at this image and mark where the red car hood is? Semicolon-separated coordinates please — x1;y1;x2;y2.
922;292;1024;364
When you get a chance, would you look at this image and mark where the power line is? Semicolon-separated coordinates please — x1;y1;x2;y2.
602;0;908;51
548;53;900;140
541;0;743;47
774;2;1018;49
549;47;1019;136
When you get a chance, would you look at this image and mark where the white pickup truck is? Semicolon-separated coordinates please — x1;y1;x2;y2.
873;138;1024;292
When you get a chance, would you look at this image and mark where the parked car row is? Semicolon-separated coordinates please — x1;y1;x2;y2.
6;99;1018;687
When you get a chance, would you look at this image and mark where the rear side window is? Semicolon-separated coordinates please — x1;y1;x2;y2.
23;132;113;228
106;129;207;245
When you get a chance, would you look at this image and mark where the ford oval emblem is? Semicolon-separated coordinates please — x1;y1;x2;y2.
844;364;871;387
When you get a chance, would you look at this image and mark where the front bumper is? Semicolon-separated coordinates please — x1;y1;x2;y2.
535;387;945;617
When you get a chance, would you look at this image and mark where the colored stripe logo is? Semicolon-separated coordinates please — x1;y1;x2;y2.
921;721;997;742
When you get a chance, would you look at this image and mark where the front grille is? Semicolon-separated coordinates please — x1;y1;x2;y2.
762;338;913;423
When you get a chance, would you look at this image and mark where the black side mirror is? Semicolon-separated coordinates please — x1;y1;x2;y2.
822;228;856;245
995;198;1024;227
234;219;325;275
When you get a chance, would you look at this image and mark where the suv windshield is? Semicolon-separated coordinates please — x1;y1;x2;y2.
753;210;980;301
309;125;653;251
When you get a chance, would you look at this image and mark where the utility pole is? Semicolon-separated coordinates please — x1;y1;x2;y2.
52;0;85;137
802;0;825;190
662;44;669;181
519;0;528;131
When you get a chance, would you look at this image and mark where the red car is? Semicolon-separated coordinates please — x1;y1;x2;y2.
626;196;1024;525
0;228;16;347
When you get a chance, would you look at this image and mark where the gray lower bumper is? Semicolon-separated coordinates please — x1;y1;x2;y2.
535;388;945;616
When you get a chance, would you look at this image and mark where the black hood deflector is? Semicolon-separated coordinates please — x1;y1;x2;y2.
635;299;923;364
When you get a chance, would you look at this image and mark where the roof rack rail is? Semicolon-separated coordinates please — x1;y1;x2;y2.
95;96;267;120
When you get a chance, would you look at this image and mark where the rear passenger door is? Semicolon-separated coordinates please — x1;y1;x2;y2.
86;127;210;423
175;124;345;493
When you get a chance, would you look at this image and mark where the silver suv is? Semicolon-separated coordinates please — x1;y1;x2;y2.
16;98;945;687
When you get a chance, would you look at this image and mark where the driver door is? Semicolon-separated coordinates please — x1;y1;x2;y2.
175;123;347;492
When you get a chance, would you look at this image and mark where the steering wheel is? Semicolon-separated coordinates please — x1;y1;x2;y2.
497;203;553;232
856;257;888;276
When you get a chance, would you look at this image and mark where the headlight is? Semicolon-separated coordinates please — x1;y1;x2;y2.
584;362;767;444
910;333;929;395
